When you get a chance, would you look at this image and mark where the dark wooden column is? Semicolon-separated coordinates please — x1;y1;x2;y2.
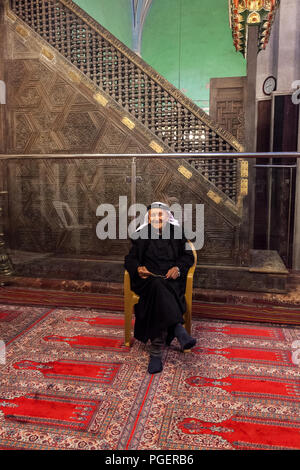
0;1;6;157
0;1;8;205
242;25;259;263
245;25;258;153
0;2;11;263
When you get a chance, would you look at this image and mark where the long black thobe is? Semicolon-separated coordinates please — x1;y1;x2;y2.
124;223;194;343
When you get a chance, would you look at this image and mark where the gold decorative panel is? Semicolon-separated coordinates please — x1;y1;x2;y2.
177;166;192;179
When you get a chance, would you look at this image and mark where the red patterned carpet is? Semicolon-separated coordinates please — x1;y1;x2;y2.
0;303;300;450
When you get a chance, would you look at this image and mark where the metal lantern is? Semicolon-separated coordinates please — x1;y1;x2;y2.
229;0;281;57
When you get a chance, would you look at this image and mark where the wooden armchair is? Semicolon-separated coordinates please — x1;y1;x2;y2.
124;241;197;347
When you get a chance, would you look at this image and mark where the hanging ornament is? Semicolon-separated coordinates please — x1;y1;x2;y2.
229;0;280;57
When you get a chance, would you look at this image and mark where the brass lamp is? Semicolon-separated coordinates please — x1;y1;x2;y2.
229;0;281;57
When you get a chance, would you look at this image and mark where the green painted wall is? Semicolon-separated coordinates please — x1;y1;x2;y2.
74;0;132;48
142;0;246;111
74;0;246;112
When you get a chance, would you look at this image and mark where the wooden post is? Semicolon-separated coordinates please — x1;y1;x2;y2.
245;25;258;153
0;1;8;231
241;24;259;264
0;3;14;282
0;1;6;156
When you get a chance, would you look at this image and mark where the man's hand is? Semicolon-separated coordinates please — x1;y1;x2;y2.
137;266;151;279
165;266;180;280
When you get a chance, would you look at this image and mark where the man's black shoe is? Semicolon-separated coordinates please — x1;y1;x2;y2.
148;356;163;374
174;324;197;350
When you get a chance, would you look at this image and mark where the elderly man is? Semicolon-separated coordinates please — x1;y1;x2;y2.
124;201;197;374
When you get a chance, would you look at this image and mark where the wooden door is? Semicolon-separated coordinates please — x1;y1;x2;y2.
210;76;247;146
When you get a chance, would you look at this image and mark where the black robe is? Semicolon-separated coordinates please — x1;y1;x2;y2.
124;223;194;343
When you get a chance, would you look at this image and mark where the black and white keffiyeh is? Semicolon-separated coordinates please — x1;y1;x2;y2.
135;201;180;232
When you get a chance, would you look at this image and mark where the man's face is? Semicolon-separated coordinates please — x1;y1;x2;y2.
148;208;169;230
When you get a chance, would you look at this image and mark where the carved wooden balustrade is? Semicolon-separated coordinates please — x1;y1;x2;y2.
9;0;243;203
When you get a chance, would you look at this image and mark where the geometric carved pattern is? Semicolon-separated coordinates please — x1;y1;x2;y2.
7;55;147;155
8;158;133;257
61;112;99;148
209;77;246;148
9;0;243;202
204;77;247;201
215;100;245;145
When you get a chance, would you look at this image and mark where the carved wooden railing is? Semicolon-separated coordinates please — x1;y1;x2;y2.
9;0;243;202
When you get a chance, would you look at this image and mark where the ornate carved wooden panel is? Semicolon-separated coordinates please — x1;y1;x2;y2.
210;77;246;147
6;57;150;155
8;158;133;257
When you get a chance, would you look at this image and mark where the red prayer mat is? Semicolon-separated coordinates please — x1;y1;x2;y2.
0;394;100;431
65;315;134;328
193;346;294;365
13;360;121;384
43;334;131;352
185;374;300;400
0;311;22;322
196;323;285;340
178;416;300;449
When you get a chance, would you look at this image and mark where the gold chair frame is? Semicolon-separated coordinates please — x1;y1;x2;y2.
124;241;197;347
